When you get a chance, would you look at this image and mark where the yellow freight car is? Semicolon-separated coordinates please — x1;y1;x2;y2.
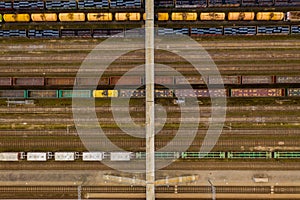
31;13;57;22
59;13;85;22
115;13;141;21
3;14;30;22
87;13;113;21
256;12;284;21
93;90;118;98
228;12;255;21
171;12;197;21
157;13;169;21
200;12;225;21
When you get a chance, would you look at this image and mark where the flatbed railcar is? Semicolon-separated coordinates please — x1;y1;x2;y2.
1;151;300;162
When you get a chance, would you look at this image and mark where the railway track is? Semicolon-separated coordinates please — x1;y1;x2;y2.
0;160;299;170
0;185;299;194
1;105;299;114
0;135;299;151
0;38;300;76
0;128;298;137
0;115;299;124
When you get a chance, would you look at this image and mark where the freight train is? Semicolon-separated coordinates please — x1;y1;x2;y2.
1;75;300;87
0;151;299;162
0;0;299;10
0;11;299;23
2;25;299;38
0;88;300;98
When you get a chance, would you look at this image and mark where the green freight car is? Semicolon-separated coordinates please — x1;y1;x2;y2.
181;152;226;159
228;152;272;159
59;90;91;98
0;14;2;23
274;152;300;159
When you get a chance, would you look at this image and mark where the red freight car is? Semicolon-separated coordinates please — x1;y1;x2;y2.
0;77;12;86
76;77;110;86
13;77;44;86
230;88;284;97
110;76;143;85
46;78;75;86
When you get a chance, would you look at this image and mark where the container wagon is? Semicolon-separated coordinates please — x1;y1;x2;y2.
171;12;197;21
200;12;225;20
228;12;255;21
230;88;284;97
115;13;141;21
31;13;57;22
0;78;12;86
241;76;275;84
287;11;300;22
256;12;284;21
87;13;113;21
13;77;44;86
59;13;85;22
3;14;30;22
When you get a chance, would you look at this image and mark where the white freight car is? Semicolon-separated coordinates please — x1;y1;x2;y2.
55;152;78;161
82;152;104;161
0;152;24;161
27;152;49;161
110;152;132;161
